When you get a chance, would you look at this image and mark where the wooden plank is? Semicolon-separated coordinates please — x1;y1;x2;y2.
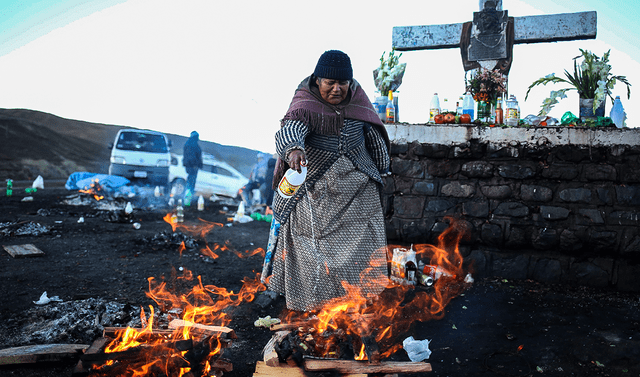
169;319;237;339
304;358;432;374
102;327;232;348
253;361;308;377
3;244;45;258
263;330;290;367
0;344;89;365
392;11;596;51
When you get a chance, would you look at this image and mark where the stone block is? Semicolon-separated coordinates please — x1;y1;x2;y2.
570;259;611;288
560;229;583;251
420;144;450;158
583;164;617;181
622;231;640;255
616;185;640;206
540;206;571;220
505;226;528;248
520;184;553;202
616;260;640;292
494;202;529;217
488;145;520;158
391;158;425;179
394;178;414;195
596;187;614;206
441;181;476;198
480;185;512;199
576;209;604;224
491;253;529;280
465;249;487;277
413;181;436;195
389;143;408;155
461;161;494;178
556;145;601;162
463;201;489;218
400;218;433;243
609;211;640;226
532;258;562;283
618;163;640;183
498;164;535;179
532;228;559;250
588;231;618;252
425;199;456;213
558;187;591;203
540;163;580;180
427;160;461;177
394;196;425;218
481;223;503;247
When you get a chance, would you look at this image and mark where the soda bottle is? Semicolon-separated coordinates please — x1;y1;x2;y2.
429;93;441;123
495;99;504;125
462;92;475;121
505;95;520;126
385;90;396;123
176;199;184;223
184;189;192;206
278;164;307;198
6;179;12;197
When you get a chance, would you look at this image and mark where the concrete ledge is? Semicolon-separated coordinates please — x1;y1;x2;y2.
385;124;640;147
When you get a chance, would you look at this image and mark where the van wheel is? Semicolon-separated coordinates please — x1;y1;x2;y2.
171;179;186;197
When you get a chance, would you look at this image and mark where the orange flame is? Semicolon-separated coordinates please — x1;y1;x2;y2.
280;218;472;361
78;179;104;201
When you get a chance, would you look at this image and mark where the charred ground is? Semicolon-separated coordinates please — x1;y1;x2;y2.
1;188;639;377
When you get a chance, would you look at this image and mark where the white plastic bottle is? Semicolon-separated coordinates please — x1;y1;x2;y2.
278;165;307;198
197;195;205;211
462;92;475;120
505;95;520;126
176;199;184;223
429;93;441;123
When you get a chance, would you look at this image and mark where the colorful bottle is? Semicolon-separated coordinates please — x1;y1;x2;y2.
495;99;504;125
6;179;12;197
462;92;475;121
456;97;463;115
184;189;192;207
505;95;520;126
386;90;396;123
429;93;441;123
278;165;307;198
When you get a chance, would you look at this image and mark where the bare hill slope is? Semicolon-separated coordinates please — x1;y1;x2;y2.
0;108;260;182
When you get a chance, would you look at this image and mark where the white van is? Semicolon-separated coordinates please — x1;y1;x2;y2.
108;129;171;185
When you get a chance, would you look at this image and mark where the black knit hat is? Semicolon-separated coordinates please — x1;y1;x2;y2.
313;50;353;81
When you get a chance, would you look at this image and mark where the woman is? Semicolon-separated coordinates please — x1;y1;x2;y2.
262;50;391;312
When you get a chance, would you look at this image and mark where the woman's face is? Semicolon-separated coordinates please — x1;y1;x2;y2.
316;78;349;105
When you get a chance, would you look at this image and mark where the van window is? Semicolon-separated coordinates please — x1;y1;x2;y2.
116;132;168;153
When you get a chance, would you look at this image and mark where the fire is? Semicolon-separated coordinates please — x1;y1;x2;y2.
279;218;472;361
79;178;105;201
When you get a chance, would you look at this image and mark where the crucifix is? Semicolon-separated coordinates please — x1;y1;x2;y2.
392;0;597;76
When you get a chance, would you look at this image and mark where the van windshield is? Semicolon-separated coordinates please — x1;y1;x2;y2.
116;132;168;153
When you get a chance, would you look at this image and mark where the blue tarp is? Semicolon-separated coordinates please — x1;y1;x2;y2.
65;172;130;191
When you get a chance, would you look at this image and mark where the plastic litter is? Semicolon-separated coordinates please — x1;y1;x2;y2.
21;196;34;202
125;202;133;215
77;217;85;223
32;175;44;190
403;336;432;362
33;291;63;305
253;316;281;328
133;222;141;230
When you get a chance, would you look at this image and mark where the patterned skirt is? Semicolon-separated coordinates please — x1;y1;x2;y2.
268;156;388;312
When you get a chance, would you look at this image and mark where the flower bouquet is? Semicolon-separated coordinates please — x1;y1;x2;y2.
465;68;507;120
373;48;406;95
525;49;631;116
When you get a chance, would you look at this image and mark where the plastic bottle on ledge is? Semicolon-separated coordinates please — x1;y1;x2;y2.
278;163;307;198
462;92;475;121
385;90;396;123
456;97;463;115
176;199;184;223
429;93;441;123
505;95;520;126
495;99;504;125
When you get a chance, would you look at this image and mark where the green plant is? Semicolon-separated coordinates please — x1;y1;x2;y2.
465;68;507;103
525;49;631;116
373;48;406;95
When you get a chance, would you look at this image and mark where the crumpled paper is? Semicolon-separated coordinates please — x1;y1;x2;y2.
403;336;432;362
33;291;63;305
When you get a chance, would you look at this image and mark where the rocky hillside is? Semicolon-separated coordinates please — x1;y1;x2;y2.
0;108;261;182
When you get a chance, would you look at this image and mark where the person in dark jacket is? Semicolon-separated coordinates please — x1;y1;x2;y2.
183;131;203;196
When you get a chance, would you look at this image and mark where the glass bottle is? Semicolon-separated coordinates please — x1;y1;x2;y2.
386;90;396;123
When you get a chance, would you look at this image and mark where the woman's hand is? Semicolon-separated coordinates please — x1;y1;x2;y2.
287;149;307;173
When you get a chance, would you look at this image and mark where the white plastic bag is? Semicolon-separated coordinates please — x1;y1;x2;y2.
403;336;431;362
32;175;44;189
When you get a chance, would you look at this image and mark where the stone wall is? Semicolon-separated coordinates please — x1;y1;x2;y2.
383;124;640;292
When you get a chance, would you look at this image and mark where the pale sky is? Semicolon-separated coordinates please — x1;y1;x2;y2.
1;0;639;154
